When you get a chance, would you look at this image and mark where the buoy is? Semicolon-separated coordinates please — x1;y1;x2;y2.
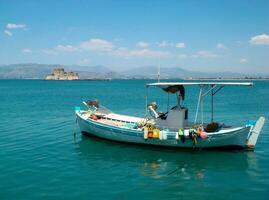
91;114;98;120
177;128;183;140
179;129;185;143
197;126;203;137
189;130;198;146
200;131;208;139
193;135;198;145
148;130;153;138
153;129;159;138
159;131;163;140
144;127;148;139
175;131;179;140
184;129;189;137
162;131;167;140
194;137;197;145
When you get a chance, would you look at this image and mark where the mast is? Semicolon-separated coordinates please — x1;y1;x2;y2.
157;58;160;82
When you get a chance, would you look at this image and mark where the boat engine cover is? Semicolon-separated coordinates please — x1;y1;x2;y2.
166;107;188;129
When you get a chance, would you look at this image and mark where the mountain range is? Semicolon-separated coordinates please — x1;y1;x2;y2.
0;63;267;79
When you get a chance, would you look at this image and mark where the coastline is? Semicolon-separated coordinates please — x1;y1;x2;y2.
1;77;269;81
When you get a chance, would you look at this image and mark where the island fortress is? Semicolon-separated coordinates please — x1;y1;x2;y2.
45;68;79;80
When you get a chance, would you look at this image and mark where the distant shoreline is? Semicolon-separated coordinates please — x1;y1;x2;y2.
1;78;269;81
0;78;112;81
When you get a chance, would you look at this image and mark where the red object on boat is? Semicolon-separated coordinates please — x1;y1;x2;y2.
200;132;208;139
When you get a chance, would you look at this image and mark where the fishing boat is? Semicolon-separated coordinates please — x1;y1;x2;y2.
75;82;265;150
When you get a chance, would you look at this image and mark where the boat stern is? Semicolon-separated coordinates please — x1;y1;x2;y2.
246;117;266;150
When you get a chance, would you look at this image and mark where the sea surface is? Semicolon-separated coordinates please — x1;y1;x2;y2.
0;79;268;200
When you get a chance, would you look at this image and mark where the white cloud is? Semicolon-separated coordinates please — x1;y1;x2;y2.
55;45;77;52
111;48;171;58
240;58;247;63
128;49;170;57
175;42;186;48
249;34;269;45
6;23;26;29
216;43;226;49
191;51;218;58
157;41;173;47
43;38;113;55
79;38;113;51
43;38;172;58
4;30;12;36
43;38;113;54
137;41;149;48
157;41;186;48
157;41;168;47
22;48;32;53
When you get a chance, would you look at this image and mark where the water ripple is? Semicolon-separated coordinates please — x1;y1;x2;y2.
0;80;269;199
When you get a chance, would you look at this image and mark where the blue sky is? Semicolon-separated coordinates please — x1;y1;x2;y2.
0;0;269;73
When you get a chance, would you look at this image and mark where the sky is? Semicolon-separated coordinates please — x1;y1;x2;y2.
0;0;269;73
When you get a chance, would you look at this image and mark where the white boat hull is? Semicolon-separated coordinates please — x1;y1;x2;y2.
76;111;255;149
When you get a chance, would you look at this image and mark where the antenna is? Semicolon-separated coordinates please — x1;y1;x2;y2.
157;58;160;82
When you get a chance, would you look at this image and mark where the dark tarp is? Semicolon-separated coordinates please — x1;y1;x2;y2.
162;85;185;100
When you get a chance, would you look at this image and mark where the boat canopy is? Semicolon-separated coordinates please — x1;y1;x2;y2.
146;82;254;89
145;81;254;123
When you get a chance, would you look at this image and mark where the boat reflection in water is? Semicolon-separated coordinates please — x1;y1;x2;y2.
76;134;257;181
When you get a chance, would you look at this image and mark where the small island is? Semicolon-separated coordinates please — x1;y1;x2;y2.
45;68;79;80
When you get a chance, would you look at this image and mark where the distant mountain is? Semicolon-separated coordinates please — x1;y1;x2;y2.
66;65;117;79
0;63;58;79
0;63;116;79
0;63;267;79
66;65;113;74
120;66;245;79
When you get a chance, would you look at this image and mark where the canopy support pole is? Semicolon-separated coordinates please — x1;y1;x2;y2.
201;95;204;125
145;87;148;117
211;85;214;122
195;86;203;124
213;85;224;95
167;93;170;112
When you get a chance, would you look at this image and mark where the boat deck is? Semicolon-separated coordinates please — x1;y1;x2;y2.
79;110;243;135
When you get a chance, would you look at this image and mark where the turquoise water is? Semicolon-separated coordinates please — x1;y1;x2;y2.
0;80;268;200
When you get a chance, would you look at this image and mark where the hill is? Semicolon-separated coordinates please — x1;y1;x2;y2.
120;66;245;79
0;64;115;79
0;63;267;79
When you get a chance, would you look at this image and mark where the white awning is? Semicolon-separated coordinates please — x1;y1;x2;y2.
146;82;254;88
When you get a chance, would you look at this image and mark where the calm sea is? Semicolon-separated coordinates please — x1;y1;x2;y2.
0;80;268;200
